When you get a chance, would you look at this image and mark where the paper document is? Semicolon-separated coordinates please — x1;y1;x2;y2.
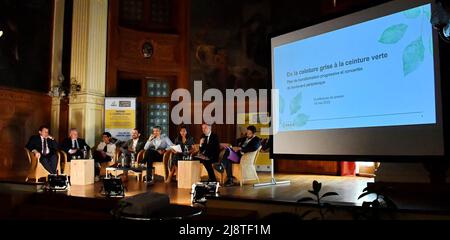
170;145;183;153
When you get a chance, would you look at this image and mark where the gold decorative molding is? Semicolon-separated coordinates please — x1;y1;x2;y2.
69;94;105;105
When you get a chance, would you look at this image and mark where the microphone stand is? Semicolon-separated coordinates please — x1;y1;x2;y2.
253;158;290;188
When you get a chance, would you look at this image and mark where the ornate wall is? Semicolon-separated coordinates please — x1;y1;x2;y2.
0;87;51;179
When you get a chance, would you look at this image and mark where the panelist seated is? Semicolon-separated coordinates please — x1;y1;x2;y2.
166;125;195;183
25;125;59;174
93;132;116;176
143;126;174;185
214;125;261;187
195;123;220;182
61;128;90;161
120;128;145;164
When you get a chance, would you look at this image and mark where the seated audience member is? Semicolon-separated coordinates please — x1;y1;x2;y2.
196;123;220;182
120;128;145;165
25;125;59;174
214;125;261;187
93;132;116;176
61;128;90;160
166;125;195;183
143;126;174;185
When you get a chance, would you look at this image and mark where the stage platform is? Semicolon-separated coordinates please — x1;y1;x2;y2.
0;174;373;206
2;173;450;220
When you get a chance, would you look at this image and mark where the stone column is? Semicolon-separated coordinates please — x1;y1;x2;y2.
68;0;108;146
50;0;66;141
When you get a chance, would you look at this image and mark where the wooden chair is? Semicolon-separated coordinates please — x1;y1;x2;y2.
59;150;70;176
136;150;171;182
232;146;262;187
136;150;146;164
25;148;61;182
99;147;119;177
126;150;146;181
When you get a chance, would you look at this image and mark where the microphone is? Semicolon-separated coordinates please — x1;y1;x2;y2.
148;134;155;142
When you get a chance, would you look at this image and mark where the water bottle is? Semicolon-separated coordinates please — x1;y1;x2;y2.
184;145;189;160
82;146;87;159
120;153;126;167
130;153;135;168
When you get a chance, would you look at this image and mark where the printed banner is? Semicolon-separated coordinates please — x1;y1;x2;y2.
105;98;136;141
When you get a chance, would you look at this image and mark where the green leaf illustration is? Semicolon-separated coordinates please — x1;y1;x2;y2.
290;92;302;115
279;96;285;114
294;114;309;127
422;6;431;21
429;36;433;54
403;37;425;76
379;24;408;44
403;7;421;19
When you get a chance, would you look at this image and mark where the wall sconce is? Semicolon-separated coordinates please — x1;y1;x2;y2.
70;78;82;94
48;75;82;99
48;75;67;99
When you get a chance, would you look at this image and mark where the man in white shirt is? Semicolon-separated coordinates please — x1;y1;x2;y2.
120;128;145;164
143;126;174;184
93;132;116;176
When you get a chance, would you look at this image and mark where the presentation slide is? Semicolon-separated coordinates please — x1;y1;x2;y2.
271;0;444;157
274;4;436;132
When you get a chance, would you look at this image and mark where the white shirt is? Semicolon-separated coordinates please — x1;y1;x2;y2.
153;137;162;149
97;142;116;158
243;136;254;146
41;136;49;155
132;139;139;152
72;139;80;149
144;135;174;151
205;132;211;144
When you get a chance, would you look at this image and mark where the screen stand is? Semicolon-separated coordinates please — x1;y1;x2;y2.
253;159;291;188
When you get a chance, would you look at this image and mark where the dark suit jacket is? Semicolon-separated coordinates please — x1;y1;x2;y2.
199;133;220;162
236;136;261;154
61;137;90;155
120;138;145;154
25;135;58;157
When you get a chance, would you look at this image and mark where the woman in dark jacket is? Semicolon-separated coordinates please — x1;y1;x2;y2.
166;125;195;183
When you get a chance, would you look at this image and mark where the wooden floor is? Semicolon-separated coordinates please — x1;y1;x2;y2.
65;173;374;206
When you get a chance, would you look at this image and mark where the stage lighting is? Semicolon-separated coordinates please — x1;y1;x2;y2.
431;0;450;42
0;30;3;38
46;174;70;191
101;177;125;197
191;182;219;204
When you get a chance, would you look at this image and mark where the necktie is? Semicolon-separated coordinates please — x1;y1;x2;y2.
43;138;48;155
103;144;108;153
75;140;79;149
72;140;76;148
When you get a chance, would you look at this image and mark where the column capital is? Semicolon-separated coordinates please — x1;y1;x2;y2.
69;93;105;106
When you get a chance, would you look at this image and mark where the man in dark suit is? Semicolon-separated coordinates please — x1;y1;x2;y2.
25;125;59;174
61;128;90;161
215;125;261;186
120;128;145;164
198;123;220;182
